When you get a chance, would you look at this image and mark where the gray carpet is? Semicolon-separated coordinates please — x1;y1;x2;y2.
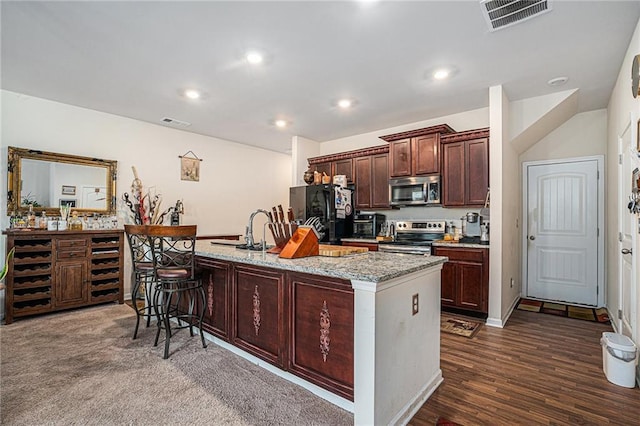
0;303;353;425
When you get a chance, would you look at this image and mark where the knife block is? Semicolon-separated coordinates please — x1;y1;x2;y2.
279;227;319;259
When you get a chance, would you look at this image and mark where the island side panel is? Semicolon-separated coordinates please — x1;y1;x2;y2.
232;264;287;368
288;272;354;401
195;257;232;341
352;265;444;426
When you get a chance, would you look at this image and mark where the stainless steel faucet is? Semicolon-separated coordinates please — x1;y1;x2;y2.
245;209;271;249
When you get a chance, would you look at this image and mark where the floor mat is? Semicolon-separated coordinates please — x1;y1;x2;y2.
440;316;482;338
516;298;610;324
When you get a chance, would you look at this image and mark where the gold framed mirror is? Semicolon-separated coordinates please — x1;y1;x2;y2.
7;146;117;216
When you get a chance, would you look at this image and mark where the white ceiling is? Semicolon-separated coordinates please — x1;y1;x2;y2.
2;1;639;154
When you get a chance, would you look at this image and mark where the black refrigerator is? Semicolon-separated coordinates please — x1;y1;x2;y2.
289;184;354;244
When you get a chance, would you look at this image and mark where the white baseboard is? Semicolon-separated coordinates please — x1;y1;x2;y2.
391;369;444;426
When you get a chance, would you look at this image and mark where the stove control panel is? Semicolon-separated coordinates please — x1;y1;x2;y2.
395;221;446;233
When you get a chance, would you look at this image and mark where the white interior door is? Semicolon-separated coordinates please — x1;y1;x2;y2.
81;186;107;209
618;121;636;338
524;159;600;306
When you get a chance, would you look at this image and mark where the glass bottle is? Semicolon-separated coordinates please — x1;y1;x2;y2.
39;211;47;229
69;211;83;231
27;205;36;228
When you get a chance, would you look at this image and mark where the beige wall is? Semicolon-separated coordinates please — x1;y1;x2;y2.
1;90;292;295
520;109;607;163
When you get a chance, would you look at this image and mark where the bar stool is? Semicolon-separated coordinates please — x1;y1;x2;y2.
146;225;207;359
124;224;156;339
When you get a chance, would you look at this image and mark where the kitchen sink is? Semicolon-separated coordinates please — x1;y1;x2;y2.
235;243;273;251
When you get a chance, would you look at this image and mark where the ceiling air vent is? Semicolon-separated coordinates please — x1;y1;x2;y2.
161;117;191;127
480;0;552;32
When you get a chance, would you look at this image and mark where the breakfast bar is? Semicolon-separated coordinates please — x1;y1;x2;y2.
194;241;447;425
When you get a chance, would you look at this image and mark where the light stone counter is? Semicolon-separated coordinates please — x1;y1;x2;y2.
196;240;447;283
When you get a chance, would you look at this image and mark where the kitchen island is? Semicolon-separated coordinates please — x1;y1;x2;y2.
194;241;447;425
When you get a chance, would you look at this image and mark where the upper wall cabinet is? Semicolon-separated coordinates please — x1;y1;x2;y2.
388;134;440;177
441;129;489;207
379;124;455;178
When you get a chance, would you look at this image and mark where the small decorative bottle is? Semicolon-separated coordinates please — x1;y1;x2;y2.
40;211;48;229
27;205;36;228
69;211;83;230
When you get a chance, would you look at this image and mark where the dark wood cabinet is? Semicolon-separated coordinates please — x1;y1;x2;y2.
288;273;354;400
341;241;378;251
333;158;353;183
433;246;488;313
196;258;231;341
311;159;353;183
312;162;332;179
3;230;124;324
441;134;489;207
354;153;389;209
389;134;440;177
195;257;355;401
54;237;89;308
232;264;287;367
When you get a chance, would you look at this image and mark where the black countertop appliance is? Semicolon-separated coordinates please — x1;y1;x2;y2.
289;184;354;244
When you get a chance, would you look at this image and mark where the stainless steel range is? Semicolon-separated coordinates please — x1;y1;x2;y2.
378;220;445;255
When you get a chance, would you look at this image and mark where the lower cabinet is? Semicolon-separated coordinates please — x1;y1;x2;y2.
4;230;124;324
232;265;287;367
288;273;354;400
196;258;231;341
432;246;488;313
196;257;355;401
341;241;379;251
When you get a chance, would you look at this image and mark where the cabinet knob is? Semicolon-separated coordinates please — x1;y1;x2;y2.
621;248;632;255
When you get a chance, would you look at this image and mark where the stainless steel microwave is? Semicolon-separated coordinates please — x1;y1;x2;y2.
389;176;441;206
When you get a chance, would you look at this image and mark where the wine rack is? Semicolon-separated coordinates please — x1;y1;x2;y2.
3;230;124;324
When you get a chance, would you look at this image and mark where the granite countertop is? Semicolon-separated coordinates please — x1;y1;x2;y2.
196;240;447;283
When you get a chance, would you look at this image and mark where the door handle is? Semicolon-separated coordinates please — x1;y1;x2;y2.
529;235;535;241
621;248;633;255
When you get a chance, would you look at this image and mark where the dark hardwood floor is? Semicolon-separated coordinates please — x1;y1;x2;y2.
410;309;640;426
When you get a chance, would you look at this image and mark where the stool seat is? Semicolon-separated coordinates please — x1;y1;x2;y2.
156;268;189;279
135;262;155;272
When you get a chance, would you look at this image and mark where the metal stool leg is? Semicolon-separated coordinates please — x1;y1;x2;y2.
132;271;142;340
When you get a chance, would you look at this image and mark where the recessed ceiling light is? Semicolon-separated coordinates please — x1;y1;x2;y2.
337;99;353;109
184;89;201;100
274;119;288;128
547;76;569;87
433;69;450;80
246;51;264;65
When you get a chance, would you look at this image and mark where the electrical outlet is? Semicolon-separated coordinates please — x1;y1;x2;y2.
412;293;419;315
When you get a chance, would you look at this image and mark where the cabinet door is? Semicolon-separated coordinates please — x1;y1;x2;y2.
333;158;353;183
354;156;372;209
288;273;354;400
313;162;332;179
370;153;390;209
441;141;465;206
54;260;89;308
232;265;286;367
465;138;489;206
197;258;231;341
458;262;485;311
413;134;439;175
389;139;412;177
439;261;457;307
